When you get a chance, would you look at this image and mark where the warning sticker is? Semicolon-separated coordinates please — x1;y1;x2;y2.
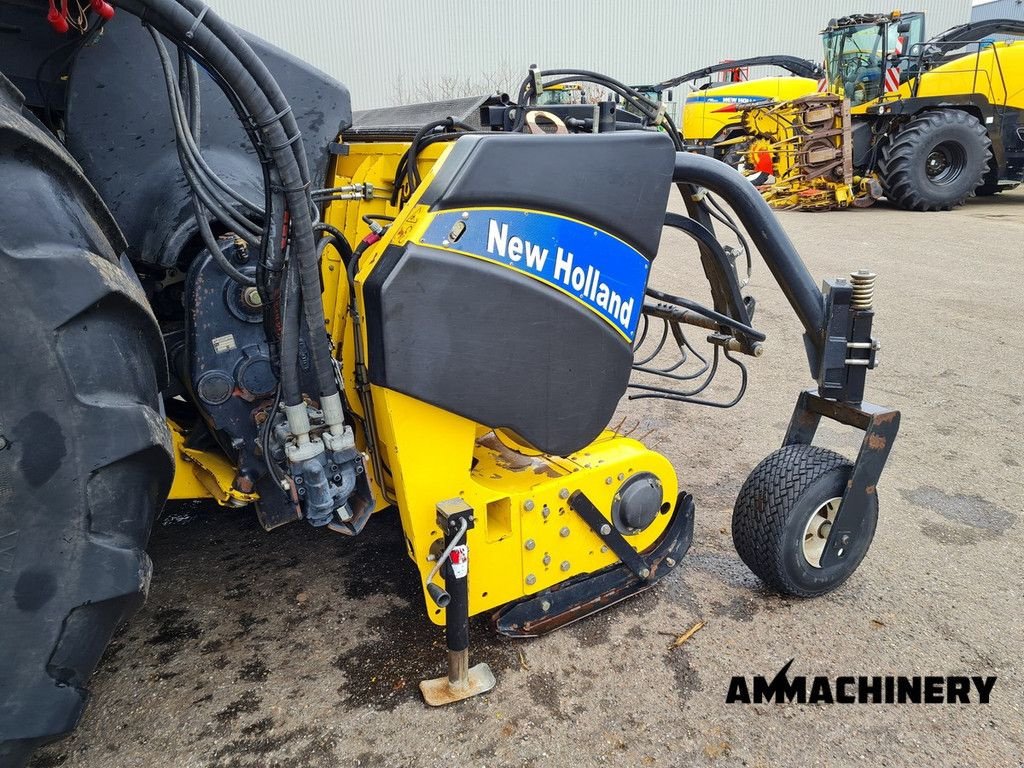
449;545;468;579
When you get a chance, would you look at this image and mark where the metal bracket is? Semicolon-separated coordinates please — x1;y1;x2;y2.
494;493;694;637
783;389;900;569
568;491;650;580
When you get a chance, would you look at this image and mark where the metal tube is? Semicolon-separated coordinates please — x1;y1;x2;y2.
672;152;827;351
444;538;470;665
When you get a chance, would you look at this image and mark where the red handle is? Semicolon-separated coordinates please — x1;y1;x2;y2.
90;0;116;21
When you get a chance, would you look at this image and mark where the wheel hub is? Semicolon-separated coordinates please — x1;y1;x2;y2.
925;142;964;184
801;497;842;568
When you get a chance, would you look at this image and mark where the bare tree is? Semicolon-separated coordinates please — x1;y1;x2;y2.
388;62;527;106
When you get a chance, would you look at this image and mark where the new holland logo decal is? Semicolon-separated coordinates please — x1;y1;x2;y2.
416;208;649;341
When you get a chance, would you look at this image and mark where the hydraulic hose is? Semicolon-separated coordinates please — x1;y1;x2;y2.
116;0;337;405
278;251;302;408
672;152;826;350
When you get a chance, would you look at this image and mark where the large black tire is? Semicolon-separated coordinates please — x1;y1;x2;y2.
878;109;991;211
0;79;173;765
974;161;1018;196
732;445;877;597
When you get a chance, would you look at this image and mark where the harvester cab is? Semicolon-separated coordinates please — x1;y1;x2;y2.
822;11;925;107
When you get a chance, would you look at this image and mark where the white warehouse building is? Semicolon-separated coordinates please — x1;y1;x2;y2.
209;1;972;111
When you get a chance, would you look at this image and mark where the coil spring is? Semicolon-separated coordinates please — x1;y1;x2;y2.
850;270;876;311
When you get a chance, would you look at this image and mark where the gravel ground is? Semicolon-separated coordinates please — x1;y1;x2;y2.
31;189;1024;768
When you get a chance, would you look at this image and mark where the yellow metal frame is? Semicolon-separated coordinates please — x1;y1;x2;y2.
167;419;258;506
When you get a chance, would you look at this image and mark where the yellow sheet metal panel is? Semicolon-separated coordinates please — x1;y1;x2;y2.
912;41;1024;110
682;76;818;142
372;389;679;626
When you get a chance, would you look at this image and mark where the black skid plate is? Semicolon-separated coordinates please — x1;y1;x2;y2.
492;493;695;637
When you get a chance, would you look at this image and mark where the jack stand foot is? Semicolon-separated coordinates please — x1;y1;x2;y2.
420;650;496;706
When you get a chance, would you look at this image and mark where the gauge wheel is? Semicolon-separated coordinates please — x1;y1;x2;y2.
732;445;877;597
879;109;991;211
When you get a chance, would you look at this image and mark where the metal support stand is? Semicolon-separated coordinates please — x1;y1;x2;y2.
420;498;496;706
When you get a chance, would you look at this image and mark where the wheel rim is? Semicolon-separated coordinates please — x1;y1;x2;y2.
801;497;841;568
925;141;966;185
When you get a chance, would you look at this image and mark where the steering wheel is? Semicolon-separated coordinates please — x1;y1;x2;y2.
840;55;872;81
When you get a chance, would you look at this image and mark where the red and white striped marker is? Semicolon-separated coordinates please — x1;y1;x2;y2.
884;36;905;94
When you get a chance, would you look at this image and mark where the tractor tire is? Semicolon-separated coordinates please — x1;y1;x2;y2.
0;79;174;765
732;445;877;598
974;162;1018;196
878;109;991;211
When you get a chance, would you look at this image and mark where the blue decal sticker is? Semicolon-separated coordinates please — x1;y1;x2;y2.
684;94;771;104
417;209;649;340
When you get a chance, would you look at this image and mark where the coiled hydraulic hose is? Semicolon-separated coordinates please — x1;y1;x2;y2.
115;0;337;406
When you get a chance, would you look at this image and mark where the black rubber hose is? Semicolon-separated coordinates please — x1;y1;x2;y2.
118;0;336;403
177;44;280;348
672;152;826;349
191;195;256;286
170;7;334;398
645;288;765;341
149;28;262;245
174;0;311;183
149;28;254;285
313;222;354;266
179;49;265;218
277;252;302;411
662;212;753;331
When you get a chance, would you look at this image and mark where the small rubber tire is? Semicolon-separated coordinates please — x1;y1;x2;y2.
732;445;877;597
878;109;991;211
0;79;174;765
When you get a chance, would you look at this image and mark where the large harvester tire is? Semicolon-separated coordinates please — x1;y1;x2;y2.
0;78;173;765
879;109;991;211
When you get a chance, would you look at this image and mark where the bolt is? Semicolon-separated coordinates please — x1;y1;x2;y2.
526;573;536;585
600;523;611;536
639;568;651;579
241;286;262;309
559;527;570;538
559;488;569;500
441;239;450;247
523;499;535;511
666;557;677;568
541;599;551;612
461;211;470;219
525;539;536;551
605;477;613;485
0;435;8;450
617;473;624;481
600;545;609;554
560;561;571;572
543;553;551;566
541;505;551;519
841;534;850;545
